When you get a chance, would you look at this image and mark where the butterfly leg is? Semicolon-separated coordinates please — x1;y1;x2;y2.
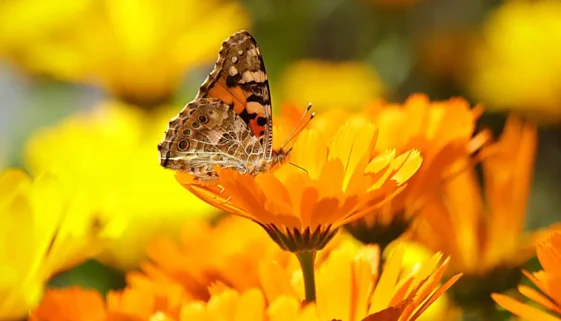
214;196;232;204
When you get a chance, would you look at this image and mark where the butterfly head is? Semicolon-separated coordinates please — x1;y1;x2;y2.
271;147;292;165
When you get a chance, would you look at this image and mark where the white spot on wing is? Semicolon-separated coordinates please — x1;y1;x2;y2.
247;101;266;115
229;66;238;76
240;70;267;83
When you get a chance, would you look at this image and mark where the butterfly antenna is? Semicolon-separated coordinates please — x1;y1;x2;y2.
281;102;315;149
289;162;309;175
282;112;315;149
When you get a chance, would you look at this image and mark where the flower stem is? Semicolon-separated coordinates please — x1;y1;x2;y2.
296;250;317;303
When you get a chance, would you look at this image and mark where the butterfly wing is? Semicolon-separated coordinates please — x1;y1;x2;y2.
196;30;274;160
158;98;264;181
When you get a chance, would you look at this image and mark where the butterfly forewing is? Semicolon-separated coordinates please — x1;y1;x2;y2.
196;30;274;159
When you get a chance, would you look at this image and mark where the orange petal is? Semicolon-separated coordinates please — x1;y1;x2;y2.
519;285;559;314
492;293;561;321
30;287;106;321
360;302;410;321
409;273;463;320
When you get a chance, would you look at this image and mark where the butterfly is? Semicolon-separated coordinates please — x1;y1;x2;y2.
159;30;313;182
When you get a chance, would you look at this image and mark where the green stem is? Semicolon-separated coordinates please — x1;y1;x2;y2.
296;251;317;303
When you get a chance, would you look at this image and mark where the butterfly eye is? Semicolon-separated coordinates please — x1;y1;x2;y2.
183;129;191;136
192;122;200;129
178;139;190;151
198;115;209;124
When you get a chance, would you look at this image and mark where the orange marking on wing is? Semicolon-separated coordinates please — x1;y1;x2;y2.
249;119;264;135
230;86;247;114
208;85;233;104
208;80;247;114
208;78;267;138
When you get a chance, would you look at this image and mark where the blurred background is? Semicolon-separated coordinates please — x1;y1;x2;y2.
1;0;561;318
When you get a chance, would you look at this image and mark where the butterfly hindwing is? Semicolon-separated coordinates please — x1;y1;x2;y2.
158;98;264;180
196;30;274;159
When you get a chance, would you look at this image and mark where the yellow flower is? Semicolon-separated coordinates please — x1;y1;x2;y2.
469;0;561;123
385;241;462;321
411;115;560;310
0;0;92;58
260;240;462;321
493;232;561;321
177;119;422;253
0;169;120;320
279;60;385;112
0;0;249;105
343;94;488;249
24;101;216;270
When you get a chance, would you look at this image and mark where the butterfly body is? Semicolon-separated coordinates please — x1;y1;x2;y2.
159;31;292;182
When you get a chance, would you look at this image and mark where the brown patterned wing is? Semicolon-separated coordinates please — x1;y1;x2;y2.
158;98;265;182
196;30;274;159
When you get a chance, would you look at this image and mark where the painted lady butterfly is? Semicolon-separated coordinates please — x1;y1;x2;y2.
159;30;312;182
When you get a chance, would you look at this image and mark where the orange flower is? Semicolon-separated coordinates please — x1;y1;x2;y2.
493;232;561;321
177;120;422;253
105;282;188;320
260;241;461;321
411;115;560;308
176;241;461;321
139;241;459;321
179;287;273;321
179;246;460;321
29;287;106;321
127;215;291;301
30;283;190;321
30;238;460;321
344;94;488;249
127;215;351;301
